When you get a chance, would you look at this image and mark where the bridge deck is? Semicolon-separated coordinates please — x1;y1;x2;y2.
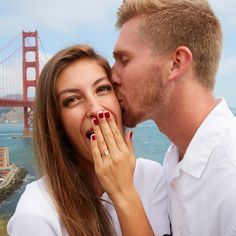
0;99;34;107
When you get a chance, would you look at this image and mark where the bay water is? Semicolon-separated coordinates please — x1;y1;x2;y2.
0;120;170;217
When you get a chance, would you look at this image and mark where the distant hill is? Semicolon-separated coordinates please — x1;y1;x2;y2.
0;94;24;123
0;94;23;100
0;107;23;123
230;107;236;116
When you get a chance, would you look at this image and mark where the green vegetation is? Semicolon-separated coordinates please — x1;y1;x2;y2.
0;216;9;236
0;167;28;203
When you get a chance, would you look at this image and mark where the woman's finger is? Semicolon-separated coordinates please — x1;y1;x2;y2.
90;134;103;170
96;112;120;156
104;111;127;152
92;117;113;165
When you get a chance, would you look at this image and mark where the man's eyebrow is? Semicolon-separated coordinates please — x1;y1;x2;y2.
113;50;124;59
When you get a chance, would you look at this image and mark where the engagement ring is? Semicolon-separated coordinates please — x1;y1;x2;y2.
101;149;109;158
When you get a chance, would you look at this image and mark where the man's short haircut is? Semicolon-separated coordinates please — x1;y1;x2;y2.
116;0;223;89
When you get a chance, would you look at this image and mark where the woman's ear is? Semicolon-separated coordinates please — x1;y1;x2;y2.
168;46;192;81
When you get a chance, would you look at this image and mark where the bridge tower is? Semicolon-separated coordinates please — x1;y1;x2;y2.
22;31;39;136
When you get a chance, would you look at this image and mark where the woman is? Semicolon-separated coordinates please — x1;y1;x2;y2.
7;45;170;235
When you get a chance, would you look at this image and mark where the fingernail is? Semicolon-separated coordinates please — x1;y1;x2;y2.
105;111;110;119
93;118;99;126
130;131;133;139
91;134;96;140
98;112;104;119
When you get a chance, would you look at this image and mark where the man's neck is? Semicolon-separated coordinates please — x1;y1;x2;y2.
153;85;218;158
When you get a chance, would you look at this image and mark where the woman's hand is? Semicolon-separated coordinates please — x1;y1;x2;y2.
90;111;154;236
90;110;136;202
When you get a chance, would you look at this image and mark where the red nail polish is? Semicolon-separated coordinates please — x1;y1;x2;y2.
105;111;110;119
93;118;99;126
130;131;133;139
98;112;104;119
91;134;96;140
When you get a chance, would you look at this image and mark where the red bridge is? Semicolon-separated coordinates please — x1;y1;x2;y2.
0;31;48;136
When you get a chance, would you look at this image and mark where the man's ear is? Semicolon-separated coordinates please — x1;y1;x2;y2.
168;46;192;81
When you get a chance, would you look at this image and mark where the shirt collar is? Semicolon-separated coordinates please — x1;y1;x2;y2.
165;98;234;180
180;98;234;178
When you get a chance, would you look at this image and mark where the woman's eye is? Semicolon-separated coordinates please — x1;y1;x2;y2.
63;96;81;107
97;85;113;93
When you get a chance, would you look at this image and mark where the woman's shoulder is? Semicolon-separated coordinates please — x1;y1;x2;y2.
10;177;57;219
7;177;62;235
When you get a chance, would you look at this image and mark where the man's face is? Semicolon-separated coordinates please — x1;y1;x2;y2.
112;17;168;127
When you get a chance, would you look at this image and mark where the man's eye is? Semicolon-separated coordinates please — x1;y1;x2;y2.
63;96;81;107
97;85;113;93
120;56;129;65
115;55;129;65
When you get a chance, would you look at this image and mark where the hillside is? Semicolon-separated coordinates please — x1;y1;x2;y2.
0;94;26;123
0;107;23;123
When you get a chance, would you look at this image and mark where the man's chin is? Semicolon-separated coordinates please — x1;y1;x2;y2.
122;109;139;128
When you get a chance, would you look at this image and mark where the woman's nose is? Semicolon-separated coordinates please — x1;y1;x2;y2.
86;100;103;118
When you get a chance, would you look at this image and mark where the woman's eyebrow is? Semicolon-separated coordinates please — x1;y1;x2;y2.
58;77;109;98
58;88;81;98
93;77;108;86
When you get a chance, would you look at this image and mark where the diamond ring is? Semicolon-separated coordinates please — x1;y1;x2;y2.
101;149;109;158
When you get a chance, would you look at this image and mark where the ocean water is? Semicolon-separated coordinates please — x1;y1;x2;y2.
0;123;37;216
0;120;170;217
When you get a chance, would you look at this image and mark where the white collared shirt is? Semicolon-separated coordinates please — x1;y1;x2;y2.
8;158;171;236
163;98;236;236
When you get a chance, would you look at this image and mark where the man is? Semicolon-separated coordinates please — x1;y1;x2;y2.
112;0;236;235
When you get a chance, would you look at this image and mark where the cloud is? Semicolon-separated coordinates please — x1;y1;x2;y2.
0;48;52;97
218;56;236;77
0;0;122;35
0;64;22;96
38;50;52;71
215;56;236;107
209;0;236;28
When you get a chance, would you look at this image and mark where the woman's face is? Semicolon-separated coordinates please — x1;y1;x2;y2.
56;59;123;162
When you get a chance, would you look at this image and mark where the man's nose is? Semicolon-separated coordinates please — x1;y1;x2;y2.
111;64;121;89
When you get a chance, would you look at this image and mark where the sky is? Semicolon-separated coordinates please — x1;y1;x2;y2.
0;0;236;108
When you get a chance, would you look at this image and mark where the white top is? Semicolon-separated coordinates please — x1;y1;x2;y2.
8;158;171;236
163;98;236;236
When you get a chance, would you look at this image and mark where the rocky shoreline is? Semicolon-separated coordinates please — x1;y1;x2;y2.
0;167;28;203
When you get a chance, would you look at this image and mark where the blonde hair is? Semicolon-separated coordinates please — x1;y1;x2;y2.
34;45;115;236
116;0;223;89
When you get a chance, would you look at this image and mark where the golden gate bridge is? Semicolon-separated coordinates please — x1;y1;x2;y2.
0;31;48;136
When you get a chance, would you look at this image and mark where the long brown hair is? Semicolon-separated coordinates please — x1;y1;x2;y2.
34;45;115;236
